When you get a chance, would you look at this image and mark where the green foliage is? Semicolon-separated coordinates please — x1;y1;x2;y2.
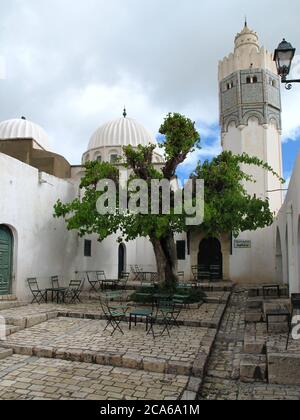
53;112;284;288
159;113;201;179
192;151;284;237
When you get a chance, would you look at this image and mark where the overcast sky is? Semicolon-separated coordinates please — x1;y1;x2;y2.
1;0;300;180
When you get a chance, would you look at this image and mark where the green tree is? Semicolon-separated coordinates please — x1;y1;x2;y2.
54;113;284;289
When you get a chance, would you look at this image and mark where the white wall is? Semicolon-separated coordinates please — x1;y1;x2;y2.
0;153;79;301
275;151;300;294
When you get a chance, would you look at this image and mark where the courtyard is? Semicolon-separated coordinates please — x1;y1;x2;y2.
0;285;299;400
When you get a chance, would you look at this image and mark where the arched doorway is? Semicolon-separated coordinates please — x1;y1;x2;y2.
0;226;13;295
118;244;126;279
198;237;223;280
275;228;283;284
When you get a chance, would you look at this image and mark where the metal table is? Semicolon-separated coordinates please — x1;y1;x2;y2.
129;308;153;331
45;288;68;304
101;279;119;290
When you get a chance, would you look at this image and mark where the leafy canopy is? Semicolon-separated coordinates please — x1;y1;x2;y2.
54;113;284;242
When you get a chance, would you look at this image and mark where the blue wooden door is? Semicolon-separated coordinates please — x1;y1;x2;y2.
0;226;13;295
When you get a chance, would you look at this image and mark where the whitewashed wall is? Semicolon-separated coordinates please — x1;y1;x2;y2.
275;151;300;294
0;153;79;301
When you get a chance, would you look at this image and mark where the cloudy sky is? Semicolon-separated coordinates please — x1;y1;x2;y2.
1;0;300;181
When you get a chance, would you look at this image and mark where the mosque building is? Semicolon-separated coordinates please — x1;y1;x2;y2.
0;23;298;300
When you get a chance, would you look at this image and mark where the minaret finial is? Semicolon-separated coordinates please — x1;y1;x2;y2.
123;106;127;118
245;16;248;27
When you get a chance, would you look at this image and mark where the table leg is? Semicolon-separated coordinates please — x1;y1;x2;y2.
129;315;132;330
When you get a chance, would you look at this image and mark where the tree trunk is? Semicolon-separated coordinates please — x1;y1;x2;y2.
150;234;178;290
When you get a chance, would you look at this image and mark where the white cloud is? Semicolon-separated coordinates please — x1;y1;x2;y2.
1;0;300;163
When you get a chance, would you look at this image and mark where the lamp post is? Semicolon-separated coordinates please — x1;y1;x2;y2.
274;39;300;90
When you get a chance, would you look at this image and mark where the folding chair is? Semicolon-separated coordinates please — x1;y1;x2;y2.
87;272;100;293
210;265;222;282
118;272;130;290
50;276;61;303
96;271;107;290
27;278;46;304
66;280;83;304
99;296;126;336
148;300;181;338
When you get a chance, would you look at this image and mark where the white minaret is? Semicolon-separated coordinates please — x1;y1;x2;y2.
219;22;283;214
219;23;284;284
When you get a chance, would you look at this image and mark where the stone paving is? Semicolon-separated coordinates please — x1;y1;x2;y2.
0;355;188;400
0;300;227;333
199;288;300;400
1;317;216;377
0;291;230;400
1;286;300;400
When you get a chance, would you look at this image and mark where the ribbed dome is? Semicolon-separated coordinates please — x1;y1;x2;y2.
88;117;155;151
0;118;50;150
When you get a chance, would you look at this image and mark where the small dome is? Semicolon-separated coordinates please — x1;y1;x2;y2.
0;118;50;151
88;117;155;151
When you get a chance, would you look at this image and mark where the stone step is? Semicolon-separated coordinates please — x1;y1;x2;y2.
0;295;17;302
0;348;13;360
0;301;25;311
240;354;267;383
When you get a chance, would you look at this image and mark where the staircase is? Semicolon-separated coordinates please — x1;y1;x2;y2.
0;295;24;310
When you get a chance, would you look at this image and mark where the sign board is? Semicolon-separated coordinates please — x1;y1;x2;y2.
234;239;252;249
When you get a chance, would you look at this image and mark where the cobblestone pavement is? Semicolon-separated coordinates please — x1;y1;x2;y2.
0;355;188;400
3;318;215;365
200;288;300;400
0;300;227;329
0;297;227;400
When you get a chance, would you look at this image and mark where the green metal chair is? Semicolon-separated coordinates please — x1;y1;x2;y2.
27;278;46;304
99;296;127;336
148;299;181;338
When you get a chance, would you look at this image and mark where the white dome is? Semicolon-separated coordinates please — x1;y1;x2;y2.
0;118;50;151
88;117;155;151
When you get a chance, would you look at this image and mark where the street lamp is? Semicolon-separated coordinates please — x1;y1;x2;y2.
274;39;300;90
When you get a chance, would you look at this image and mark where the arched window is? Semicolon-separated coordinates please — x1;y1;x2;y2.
247;76;258;84
110;154;119;164
85;154;90;163
96;155;102;162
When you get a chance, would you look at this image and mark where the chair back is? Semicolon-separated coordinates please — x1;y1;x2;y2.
69;280;82;290
99;295;114;317
27;278;39;292
96;271;106;281
51;276;60;289
119;272;129;284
